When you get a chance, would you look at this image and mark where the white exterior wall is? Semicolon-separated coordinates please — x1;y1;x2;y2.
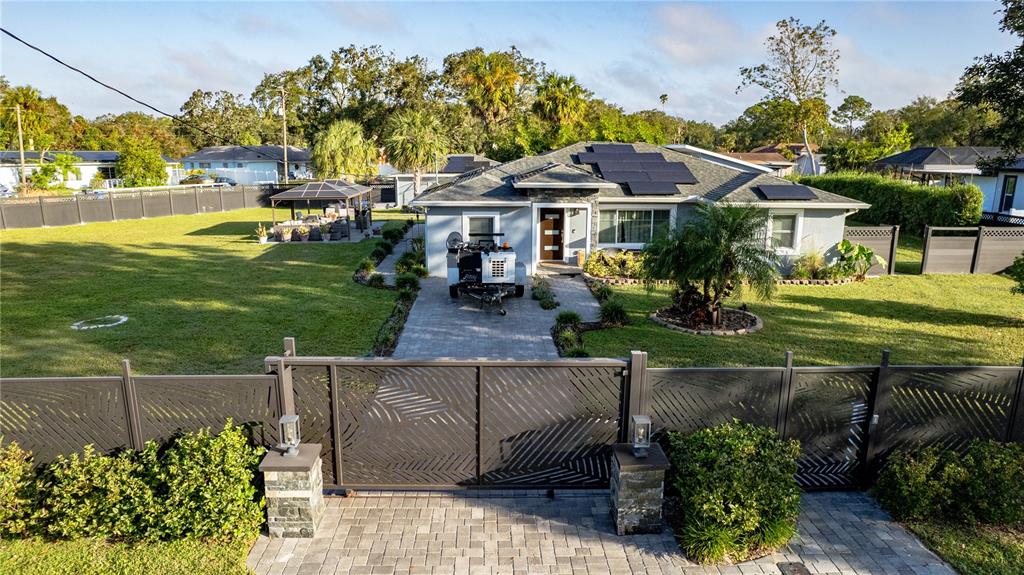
986;173;1022;214
393;174;459;208
0;163;177;190
772;208;848;272
424;206;533;277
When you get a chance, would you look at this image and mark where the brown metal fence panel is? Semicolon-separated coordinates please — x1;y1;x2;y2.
142;193;173;218
133;375;280;448
647;368;784;434
113;194;143;220
844;226;897;276
787;368;873;488
977;228;1024;273
79;196;115;222
170;189;198;215
197;189;221;212
222;189;245;211
877;366;1021;457
0;377;130;463
481;365;623;487
43;197;81;227
1;200;45;228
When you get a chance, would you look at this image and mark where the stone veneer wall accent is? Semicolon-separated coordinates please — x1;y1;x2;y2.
260;443;326;538
610;443;670;535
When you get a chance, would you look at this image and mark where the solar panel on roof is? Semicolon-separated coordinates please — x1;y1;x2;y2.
590;143;635;154
627;181;680;195
599;171;649;183
758;185;817;200
596;161;643;172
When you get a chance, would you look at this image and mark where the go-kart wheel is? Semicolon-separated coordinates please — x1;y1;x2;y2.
449;285;459;299
514;285;525;298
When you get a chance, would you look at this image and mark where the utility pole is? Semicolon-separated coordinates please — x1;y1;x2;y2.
280;86;288;184
15;104;26;188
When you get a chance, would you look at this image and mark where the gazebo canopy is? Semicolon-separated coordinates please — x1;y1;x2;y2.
269;179;372;202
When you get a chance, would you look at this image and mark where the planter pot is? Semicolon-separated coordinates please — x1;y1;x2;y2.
258;236;268;244
322;236;330;243
300;236;309;242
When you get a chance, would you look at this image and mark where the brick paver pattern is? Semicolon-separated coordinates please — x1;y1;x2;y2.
246;491;954;575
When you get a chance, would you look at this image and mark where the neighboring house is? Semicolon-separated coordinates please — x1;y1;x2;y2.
871;146;1003;204
178;145;311;184
0;150;175;190
390;154;498;208
410;142;868;277
666;145;774;175
988;156;1024;216
751;143;824;175
726;153;795;176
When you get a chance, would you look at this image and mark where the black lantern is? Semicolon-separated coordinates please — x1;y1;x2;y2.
278;415;301;457
631;414;652;458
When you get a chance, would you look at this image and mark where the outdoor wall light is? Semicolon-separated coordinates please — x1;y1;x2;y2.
278;415;301;457
631;415;652;458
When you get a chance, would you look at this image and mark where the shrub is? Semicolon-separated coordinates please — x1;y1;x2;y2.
789;251;829;280
797;173;983;234
591;283;613;302
554;311;583;332
666;421;801;564
556;328;579;349
395;251;420;273
370;247;388;261
395;273;420;291
538;296;559;310
367;273;386;288
397;287;417;305
1008;252;1024;295
599;298;628;325
356;257;376;274
410;237;425;254
583;250;647;279
875;441;1024;525
0;439;37;537
564;347;590;358
409;264;429;278
382;227;404;244
376;240;394;256
40;444;160;540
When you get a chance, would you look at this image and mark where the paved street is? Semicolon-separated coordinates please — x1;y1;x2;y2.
247;491;953;575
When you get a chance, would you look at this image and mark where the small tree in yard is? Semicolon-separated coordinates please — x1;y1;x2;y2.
384;109;448;195
116;138;167;187
643;203;779;326
1008;253;1024;295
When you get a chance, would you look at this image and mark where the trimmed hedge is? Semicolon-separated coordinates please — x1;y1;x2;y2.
797;172;983;234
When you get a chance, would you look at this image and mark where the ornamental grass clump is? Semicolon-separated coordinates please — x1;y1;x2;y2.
666;421;800;564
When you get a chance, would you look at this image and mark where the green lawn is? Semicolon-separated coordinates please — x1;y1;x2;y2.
0;537;251;575
584;275;1024;367
0;208;399;377
906;522;1024;575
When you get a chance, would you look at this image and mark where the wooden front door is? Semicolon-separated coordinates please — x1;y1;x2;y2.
539;208;564;261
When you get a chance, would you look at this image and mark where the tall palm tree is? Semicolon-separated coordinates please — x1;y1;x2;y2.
311;119;377;180
534;74;590;127
384;109;449;195
643;203;779;325
461;51;521;129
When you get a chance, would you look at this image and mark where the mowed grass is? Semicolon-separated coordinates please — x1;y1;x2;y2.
584;275;1024;367
0;208;399;376
0;537;252;575
906;523;1024;575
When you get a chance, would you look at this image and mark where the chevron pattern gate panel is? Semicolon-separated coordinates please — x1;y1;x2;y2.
879;367;1020;456
133;375;280;448
0;377;130;463
788;368;873;488
480;365;623;487
332;365;478;487
648;368;784;434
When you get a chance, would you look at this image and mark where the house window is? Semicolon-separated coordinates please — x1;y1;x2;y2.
771;214;797;249
236;163;244;168
199;162;211;169
463;213;499;240
598;209;671;245
1000;175;1018;212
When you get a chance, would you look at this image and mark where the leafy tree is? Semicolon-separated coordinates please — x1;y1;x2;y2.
1008;253;1024;295
311;119;377;179
642;203;779;326
0;83;75;151
116;138;168;187
176;90;261;149
720;99;804;151
955;0;1024;164
442;47;541;138
52;153;82;184
823;123;911;171
534;74;590;128
384;109;449;194
833;95;873;136
87;112;192;158
738;18;840;171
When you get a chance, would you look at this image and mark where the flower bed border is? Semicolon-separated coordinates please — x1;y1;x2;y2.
650;308;763;336
585;272;858;287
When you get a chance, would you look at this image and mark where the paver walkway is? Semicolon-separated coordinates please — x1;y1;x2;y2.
376;224;425;287
247;490;953;575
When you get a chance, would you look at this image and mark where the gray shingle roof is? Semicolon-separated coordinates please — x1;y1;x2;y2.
179;145;310;163
873;146;1003;168
441;154;499;174
413;142;865;207
511;162;616;188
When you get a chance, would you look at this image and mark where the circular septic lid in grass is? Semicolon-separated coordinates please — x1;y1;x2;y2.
71;315;128;331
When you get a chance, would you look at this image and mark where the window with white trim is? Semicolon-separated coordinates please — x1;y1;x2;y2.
1000;175;1018;212
598;209;671;244
771;214;797;249
468;216;495;236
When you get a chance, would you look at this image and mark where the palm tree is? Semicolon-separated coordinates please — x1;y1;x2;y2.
534;74;590;127
383;109;449;195
659;93;668;112
460;51;521;129
643;203;779;326
311;119;377;180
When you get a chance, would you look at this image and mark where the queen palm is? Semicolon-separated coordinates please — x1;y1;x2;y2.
643;203;779;326
384;109;449;195
311;119;377;180
534;74;590;127
460;51;521;128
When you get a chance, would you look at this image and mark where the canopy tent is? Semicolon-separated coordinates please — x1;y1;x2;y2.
269;180;374;237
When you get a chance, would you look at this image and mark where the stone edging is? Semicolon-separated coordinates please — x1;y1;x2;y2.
650;308;763;336
587;272;858;287
777;277;856;286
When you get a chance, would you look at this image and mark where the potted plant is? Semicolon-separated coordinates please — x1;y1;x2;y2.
298;225;310;242
255;223;268;244
320;223;331;242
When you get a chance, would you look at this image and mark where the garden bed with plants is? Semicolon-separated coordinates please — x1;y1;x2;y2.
651;305;762;336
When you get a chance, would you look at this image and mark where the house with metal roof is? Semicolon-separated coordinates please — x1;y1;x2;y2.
389;154;499;208
178;145;311;184
872;146;1003;208
410;142;868;276
0;150;175;190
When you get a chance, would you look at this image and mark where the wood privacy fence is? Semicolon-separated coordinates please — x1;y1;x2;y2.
0;185;270;230
3;347;1022;492
921;226;1024;274
843;226;899;276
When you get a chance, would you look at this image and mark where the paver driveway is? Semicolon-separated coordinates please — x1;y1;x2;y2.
392;275;598;359
247;490;954;575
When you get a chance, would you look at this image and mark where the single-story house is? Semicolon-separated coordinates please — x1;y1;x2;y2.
871;146;1003;203
0;150;176;190
989;156;1024;216
410;142;868;277
390;154;498;208
665;145;775;175
178;145;311;184
751;143;824;175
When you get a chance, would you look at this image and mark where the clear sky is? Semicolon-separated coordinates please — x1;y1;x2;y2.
0;1;1016;126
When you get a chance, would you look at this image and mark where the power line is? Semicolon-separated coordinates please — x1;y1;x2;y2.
0;27;289;166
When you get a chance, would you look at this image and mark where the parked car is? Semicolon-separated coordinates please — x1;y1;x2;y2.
0;184;16;199
214;176;238;186
180;174;214;185
74;188;108;199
